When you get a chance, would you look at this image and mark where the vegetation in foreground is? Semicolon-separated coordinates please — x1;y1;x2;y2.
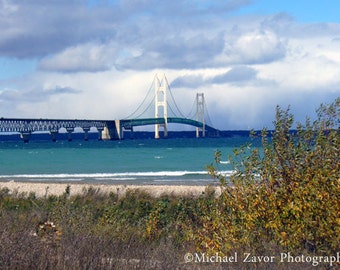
0;98;339;270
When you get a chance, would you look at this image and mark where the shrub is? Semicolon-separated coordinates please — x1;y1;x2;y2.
202;98;340;256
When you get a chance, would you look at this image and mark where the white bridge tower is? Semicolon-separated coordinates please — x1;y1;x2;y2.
154;74;168;139
196;93;205;137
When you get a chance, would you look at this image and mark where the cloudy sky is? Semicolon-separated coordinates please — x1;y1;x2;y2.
0;0;339;130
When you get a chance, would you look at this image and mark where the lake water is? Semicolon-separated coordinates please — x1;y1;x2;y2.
0;135;258;185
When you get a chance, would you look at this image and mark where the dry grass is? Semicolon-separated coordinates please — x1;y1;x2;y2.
0;187;327;270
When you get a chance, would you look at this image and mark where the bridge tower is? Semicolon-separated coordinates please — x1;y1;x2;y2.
154;74;168;139
196;93;205;137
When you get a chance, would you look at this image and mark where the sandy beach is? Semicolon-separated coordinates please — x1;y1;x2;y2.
0;181;220;198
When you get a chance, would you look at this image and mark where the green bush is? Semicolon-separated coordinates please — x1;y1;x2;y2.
201;98;339;256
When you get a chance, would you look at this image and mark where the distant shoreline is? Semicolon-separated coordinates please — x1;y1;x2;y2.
0;181;220;198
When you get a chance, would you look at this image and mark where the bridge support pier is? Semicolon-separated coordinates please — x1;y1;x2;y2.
97;127;104;140
130;126;134;139
155;124;168;139
20;132;31;143
66;127;74;141
83;127;90;141
102;120;123;140
50;130;59;142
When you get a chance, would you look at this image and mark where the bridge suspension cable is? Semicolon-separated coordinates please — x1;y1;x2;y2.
123;74;216;132
163;76;187;119
123;75;157;119
124;74;188;120
185;98;197;119
130;96;155;120
203;97;214;127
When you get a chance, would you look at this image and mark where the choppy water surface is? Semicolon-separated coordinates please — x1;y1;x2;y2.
0;136;258;185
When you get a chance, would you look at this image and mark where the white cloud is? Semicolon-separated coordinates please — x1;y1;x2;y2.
39;43;118;72
218;30;287;65
0;1;339;130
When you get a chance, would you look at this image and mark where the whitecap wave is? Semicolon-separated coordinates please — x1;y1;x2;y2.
220;160;230;164
0;170;235;182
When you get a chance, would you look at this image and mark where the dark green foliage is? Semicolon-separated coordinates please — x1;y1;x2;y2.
201;98;339;258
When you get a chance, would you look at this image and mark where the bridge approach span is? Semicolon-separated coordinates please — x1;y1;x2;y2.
0;118;106;142
0;117;219;142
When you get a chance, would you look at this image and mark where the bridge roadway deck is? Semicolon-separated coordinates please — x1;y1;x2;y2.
121;117;218;132
0;117;219;141
0;118;106;133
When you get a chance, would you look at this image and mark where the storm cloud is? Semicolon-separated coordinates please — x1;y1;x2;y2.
0;0;339;129
171;66;258;88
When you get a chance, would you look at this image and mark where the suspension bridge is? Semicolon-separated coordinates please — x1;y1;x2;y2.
0;74;219;142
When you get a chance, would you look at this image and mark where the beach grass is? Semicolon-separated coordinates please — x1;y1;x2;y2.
0;184;221;269
0;183;336;269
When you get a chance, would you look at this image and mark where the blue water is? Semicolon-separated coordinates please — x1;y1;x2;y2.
0;137;257;185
